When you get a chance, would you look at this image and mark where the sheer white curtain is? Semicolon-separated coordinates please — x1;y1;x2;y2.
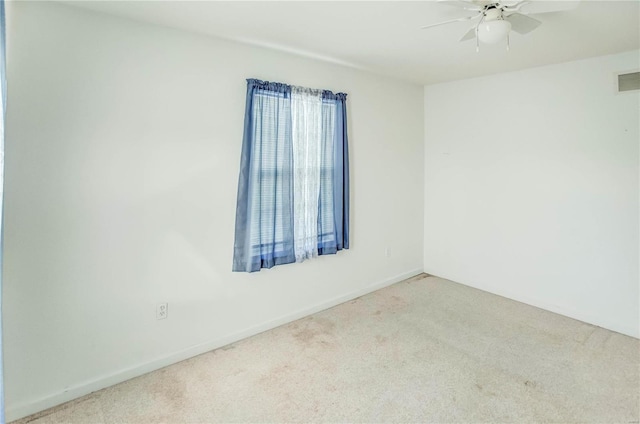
291;86;323;262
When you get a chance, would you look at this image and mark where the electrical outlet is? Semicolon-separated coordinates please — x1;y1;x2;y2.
157;303;168;320
385;247;391;258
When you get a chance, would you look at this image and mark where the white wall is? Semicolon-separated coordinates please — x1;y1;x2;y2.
3;2;424;420
424;51;639;338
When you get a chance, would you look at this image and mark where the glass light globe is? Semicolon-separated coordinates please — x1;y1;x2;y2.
477;20;512;44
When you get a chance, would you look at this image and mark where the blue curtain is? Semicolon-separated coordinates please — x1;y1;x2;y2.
328;91;349;252
233;80;295;271
0;0;6;421
233;79;349;273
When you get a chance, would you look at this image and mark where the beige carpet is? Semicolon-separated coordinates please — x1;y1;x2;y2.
13;274;640;423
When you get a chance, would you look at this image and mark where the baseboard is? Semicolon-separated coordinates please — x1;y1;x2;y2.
424;268;639;339
6;268;423;422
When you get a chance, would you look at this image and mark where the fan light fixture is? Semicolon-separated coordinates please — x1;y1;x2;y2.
420;0;580;52
477;19;512;44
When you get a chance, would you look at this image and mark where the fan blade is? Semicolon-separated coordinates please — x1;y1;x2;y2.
499;0;522;6
460;27;476;41
506;12;542;34
421;14;481;30
437;0;483;11
518;0;579;15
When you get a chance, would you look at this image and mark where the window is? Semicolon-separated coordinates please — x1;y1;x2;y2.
618;71;640;92
233;79;349;273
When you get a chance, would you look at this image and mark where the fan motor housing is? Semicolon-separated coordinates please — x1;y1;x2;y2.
484;7;503;21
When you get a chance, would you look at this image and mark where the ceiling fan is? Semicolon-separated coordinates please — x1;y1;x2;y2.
421;0;580;51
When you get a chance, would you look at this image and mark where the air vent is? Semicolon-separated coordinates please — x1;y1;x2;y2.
618;71;640;92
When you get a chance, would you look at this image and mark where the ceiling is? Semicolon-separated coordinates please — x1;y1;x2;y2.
65;0;640;85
